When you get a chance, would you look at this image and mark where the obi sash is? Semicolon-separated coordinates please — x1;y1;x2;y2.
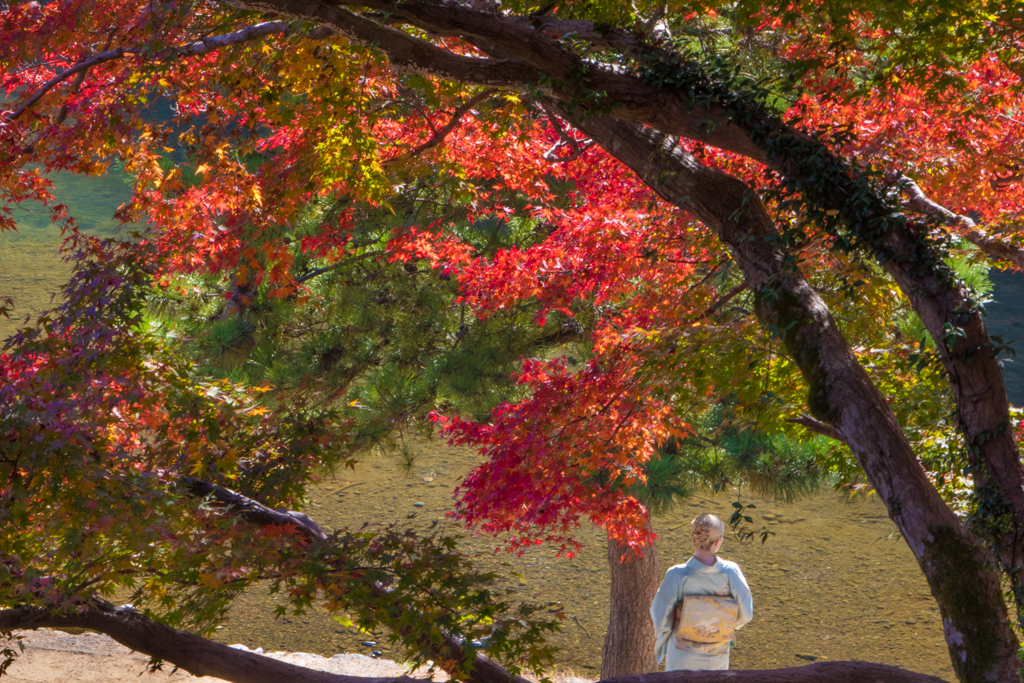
673;594;739;656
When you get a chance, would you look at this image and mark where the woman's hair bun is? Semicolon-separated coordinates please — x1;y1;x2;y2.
691;513;725;551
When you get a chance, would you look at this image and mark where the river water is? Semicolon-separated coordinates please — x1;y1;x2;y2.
11;171;1024;681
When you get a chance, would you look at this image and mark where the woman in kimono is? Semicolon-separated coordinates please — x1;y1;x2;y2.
649;513;753;671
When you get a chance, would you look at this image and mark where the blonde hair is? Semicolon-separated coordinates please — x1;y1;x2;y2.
691;513;725;551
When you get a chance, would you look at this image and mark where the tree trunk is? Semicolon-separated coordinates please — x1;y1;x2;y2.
602;518;660;679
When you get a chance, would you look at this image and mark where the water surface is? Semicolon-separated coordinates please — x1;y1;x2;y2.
9;171;1015;680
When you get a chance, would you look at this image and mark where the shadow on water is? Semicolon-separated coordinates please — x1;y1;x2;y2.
5;171;1001;679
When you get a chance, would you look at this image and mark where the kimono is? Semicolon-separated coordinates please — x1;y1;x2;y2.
649;556;753;671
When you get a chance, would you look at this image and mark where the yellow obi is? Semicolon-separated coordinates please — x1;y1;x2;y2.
673;595;739;656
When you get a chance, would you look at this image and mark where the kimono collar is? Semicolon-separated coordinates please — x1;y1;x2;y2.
686;555;723;573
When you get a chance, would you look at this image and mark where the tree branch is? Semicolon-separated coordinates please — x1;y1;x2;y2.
6;48;131;121
786;414;847;443
384;88;497;164
6;21;294;122
0;602;420;683
177;476;533;683
181;477;328;542
893;173;1024;269
0;602;950;683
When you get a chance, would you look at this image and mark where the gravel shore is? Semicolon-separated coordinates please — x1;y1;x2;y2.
1;629;448;683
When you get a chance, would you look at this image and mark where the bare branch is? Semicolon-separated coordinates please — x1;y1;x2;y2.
182;477;328;541
894;173;1024;270
174;20;292;56
786;414;846;444
384;88;497;164
698;281;748;320
0;602;420;683
538;107;596;162
6;48;130;121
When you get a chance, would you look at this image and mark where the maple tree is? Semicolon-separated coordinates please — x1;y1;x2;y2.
3;1;1024;682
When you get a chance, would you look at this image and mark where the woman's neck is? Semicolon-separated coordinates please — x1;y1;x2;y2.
693;549;717;566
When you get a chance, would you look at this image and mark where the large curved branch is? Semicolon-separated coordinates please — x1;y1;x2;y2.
1;602;418;683
0;604;952;683
552;107;1020;680
224;0;767;159
220;1;541;87
241;0;1024;594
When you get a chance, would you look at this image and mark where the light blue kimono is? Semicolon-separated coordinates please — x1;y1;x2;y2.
649;556;753;671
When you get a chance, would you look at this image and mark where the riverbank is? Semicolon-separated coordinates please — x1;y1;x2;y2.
1;629;508;683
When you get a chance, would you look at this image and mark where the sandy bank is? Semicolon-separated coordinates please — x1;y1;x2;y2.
0;629;462;683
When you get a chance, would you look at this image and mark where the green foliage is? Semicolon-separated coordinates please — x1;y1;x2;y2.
897;242;995;349
0;237;560;679
148;176;583;457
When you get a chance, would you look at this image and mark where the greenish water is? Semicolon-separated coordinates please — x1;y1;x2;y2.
218;438;956;680
16;170;1024;680
0;171;129;340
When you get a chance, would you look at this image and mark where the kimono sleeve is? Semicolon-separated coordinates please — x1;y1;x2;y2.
649;567;685;664
727;563;753;629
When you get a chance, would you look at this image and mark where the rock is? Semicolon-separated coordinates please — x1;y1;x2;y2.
371;651;383;658
255;647;264;654
361;641;377;647
413;502;425;508
229;644;250;651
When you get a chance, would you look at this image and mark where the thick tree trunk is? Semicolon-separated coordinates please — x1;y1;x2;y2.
560;112;1021;682
602;520;659;679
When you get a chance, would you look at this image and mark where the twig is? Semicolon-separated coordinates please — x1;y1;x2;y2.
383;88;497;164
541;107;596;162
